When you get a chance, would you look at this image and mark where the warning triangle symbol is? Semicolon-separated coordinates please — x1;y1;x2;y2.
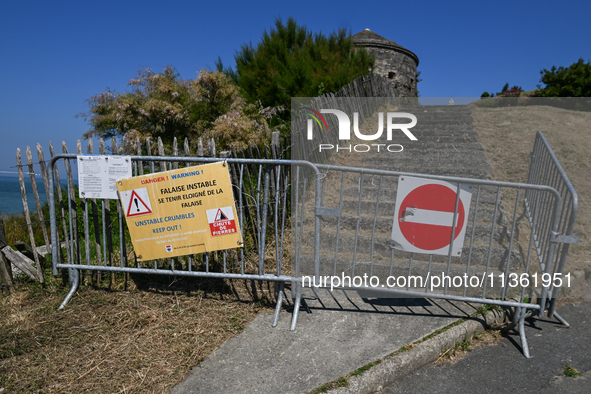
126;190;153;217
215;208;228;221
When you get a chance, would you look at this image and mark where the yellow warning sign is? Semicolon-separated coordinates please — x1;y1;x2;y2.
116;162;243;261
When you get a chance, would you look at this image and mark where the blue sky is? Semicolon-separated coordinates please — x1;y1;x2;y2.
1;0;589;175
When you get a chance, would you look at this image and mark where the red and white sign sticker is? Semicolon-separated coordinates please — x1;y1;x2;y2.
206;206;238;237
391;176;472;256
120;188;153;217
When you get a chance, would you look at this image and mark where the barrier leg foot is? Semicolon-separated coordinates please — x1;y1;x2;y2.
272;282;284;327
552;311;570;327
290;281;302;331
58;269;79;310
517;307;531;358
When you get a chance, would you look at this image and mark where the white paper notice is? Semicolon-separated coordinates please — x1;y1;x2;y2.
78;155;132;199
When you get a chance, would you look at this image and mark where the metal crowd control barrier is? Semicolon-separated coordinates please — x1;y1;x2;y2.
292;162;576;358
48;147;577;358
48;154;322;329
525;131;579;320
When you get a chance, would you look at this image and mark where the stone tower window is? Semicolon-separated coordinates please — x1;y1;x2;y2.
388;72;396;79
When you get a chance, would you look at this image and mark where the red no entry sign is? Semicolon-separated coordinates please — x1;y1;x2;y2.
391;176;472;256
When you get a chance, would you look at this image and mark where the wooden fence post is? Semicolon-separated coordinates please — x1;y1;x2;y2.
197;137;204;157
184;138;191;168
157;137;166;172
136;137;143;176
0;214;14;293
172;137;179;170
26;146;50;249
16;148;44;283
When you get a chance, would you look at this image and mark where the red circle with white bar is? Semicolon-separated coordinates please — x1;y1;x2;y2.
398;184;465;250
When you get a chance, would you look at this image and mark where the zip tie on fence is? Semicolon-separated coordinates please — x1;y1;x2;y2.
315;171;328;181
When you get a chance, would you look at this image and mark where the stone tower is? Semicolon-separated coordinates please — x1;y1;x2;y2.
351;29;419;96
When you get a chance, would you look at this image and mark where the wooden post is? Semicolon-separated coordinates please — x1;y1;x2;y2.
173;137;179;170
158;137;166;172
123;135;131;155
36;144;51;205
145;137;154;173
0;214;14;293
197;137;204;157
208;137;216;158
136;137;143;176
0;252;13;293
2;246;39;281
238;144;259;250
184;138;191;168
271;131;280;159
16;148;44;283
26;146;50;248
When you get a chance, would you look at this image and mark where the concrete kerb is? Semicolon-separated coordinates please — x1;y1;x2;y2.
319;308;507;394
318;269;587;394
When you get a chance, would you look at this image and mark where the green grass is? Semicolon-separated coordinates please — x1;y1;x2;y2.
350;360;381;377
563;365;583;378
309;377;349;394
475;304;503;317
455;339;471;352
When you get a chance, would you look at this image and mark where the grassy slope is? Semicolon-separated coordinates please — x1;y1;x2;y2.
472;104;591;272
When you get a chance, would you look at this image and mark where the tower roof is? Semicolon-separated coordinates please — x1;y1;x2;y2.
351;29;419;66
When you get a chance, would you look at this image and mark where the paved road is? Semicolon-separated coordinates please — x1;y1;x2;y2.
382;282;591;393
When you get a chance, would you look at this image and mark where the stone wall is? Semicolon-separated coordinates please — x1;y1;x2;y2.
351;29;419;96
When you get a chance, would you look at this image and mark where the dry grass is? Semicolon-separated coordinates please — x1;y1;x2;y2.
472;104;591;272
0;272;275;393
436;330;503;365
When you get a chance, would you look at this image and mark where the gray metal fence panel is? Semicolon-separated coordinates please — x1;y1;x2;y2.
296;165;562;307
46;142;577;358
291;163;569;357
47;154;322;328
525;131;579;317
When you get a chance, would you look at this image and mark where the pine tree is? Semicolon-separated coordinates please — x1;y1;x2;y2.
232;17;374;115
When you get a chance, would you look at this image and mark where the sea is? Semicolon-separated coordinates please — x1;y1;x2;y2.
0;175;72;217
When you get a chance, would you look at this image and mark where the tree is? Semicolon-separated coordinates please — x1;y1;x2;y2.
231;17;374;114
481;83;523;99
79;66;194;142
536;58;591;97
78;66;274;148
